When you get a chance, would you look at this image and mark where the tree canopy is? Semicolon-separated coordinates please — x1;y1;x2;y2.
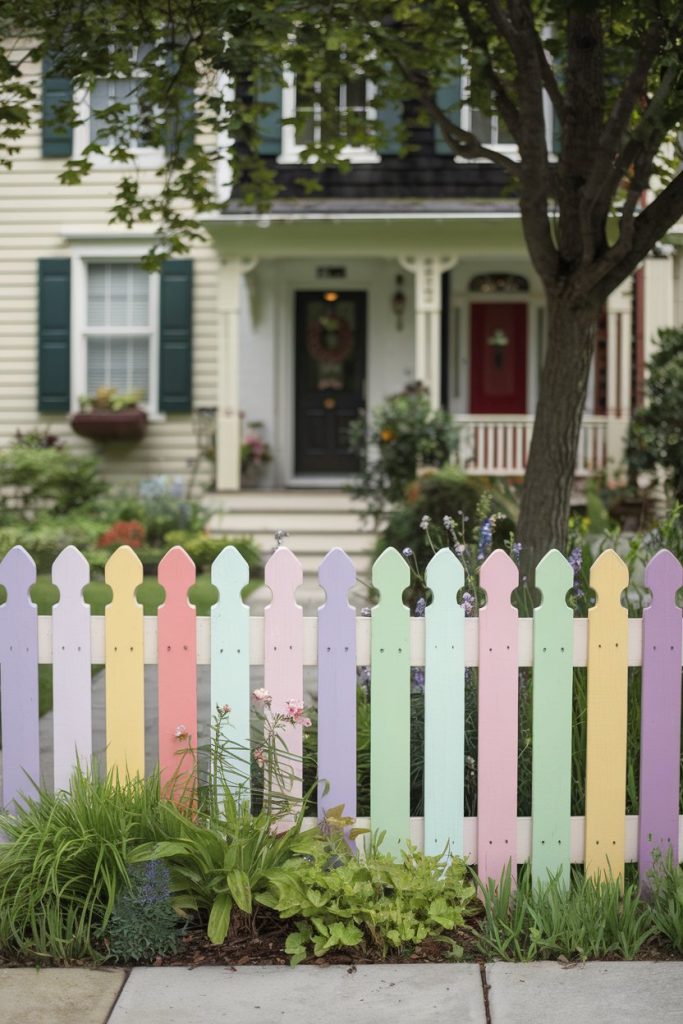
2;1;683;556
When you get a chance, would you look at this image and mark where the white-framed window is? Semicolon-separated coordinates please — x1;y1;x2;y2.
279;70;380;164
460;73;519;158
71;255;160;413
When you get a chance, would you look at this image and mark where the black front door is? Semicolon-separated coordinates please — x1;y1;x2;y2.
295;291;366;474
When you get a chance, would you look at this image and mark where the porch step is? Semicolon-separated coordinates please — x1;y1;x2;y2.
206;489;379;579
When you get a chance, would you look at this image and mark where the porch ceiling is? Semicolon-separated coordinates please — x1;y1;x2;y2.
203;197;526;259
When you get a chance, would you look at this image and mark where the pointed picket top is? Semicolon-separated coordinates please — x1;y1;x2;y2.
479;547;518;604
425;546;465;596
644;548;683;611
105;544;143;602
372;546;410;608
535;548;573;604
158;545;196;604
0;545;37;596
211;543;250;597
52;545;90;605
319;547;356;613
265;545;303;610
589;548;629;605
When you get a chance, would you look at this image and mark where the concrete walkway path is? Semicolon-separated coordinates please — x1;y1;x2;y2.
2;962;682;1024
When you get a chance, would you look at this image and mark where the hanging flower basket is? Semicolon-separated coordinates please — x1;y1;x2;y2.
70;408;148;441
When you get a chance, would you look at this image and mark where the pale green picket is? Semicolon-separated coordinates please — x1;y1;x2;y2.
532;549;574;885
424;548;465;858
371;547;411;855
211;546;251;801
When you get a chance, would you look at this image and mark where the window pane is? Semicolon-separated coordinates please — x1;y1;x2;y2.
346;76;367;110
470;107;493;144
87;335;149;399
497;115;514;145
87;264;149;328
90;77;141;146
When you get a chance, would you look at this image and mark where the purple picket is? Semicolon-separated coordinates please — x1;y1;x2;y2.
52;546;92;791
477;549;519;885
639;549;683;890
0;546;40;809
317;548;357;825
264;546;304;813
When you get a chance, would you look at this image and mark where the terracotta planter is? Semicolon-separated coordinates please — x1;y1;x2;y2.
70;408;148;442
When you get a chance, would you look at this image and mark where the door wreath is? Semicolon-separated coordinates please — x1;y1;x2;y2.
307;314;354;390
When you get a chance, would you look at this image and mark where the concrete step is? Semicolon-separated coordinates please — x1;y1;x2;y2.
205;488;367;513
241;531;377;554
209;511;375;535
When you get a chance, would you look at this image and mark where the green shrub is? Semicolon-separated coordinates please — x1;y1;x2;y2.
106;860;180;963
0;514;103;572
647;852;683;954
347;384;460;522
260;840;475;965
163;530;262;573
92;491;207;547
0;767;181;961
0;446;105;519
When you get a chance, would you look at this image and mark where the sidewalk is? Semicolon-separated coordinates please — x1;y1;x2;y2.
2;962;682;1024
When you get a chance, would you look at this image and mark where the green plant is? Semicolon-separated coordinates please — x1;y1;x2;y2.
78;386;143;412
0;446;106;520
92;480;208;547
163;530;262;573
347;384;460;523
106;860;180;963
0;514;104;573
476;864;656;963
647;851;683;954
627;329;683;503
0;766;179;961
260;839;475;965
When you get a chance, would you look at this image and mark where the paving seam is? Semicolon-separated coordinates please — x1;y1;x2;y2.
102;968;130;1024
479;963;492;1024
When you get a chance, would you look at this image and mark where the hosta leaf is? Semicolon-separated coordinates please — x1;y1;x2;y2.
207;892;233;944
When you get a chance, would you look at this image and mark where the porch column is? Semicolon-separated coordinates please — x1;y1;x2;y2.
399;255;458;410
605;279;632;479
215;257;257;491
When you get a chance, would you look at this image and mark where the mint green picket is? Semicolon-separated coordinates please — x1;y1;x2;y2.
424;548;465;858
371;547;411;855
532;549;574;886
211;546;251;802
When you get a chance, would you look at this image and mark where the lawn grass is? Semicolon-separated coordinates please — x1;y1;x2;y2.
31;574;260;717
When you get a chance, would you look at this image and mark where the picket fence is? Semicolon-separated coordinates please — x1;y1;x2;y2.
0;542;682;889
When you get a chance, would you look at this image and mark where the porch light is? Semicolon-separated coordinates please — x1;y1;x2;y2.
392;274;406;329
323;290;339;303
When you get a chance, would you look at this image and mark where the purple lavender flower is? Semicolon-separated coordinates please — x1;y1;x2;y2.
414;597;426;617
477;517;494;561
402;547;413;558
511;541;522;564
411;666;425;692
569;546;584;596
420;514;431;531
461;591;475;616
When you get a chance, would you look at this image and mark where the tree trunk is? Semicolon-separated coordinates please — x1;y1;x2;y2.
517;295;599;572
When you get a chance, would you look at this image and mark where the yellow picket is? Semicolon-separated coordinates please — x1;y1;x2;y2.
104;545;145;779
584;549;629;882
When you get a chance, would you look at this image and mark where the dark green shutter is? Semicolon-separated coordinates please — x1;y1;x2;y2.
38;259;71;412
42;59;72;157
376;93;403;156
434;78;461;155
256;84;282;156
159;261;193;413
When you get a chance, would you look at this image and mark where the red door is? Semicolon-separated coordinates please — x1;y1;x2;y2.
470;303;527;413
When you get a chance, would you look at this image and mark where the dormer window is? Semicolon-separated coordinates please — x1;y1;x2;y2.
279;70;380;164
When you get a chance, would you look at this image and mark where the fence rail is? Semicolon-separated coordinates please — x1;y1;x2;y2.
0;542;681;891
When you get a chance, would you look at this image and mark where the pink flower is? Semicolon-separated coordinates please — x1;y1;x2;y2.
220;704;231;715
252;688;272;705
175;725;188;739
253;747;265;767
285;699;305;718
301;717;312;728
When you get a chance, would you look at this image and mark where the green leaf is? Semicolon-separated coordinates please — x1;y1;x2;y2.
207;892;233;944
227;870;252;914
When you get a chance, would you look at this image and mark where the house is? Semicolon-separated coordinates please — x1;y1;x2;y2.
1;54;682;511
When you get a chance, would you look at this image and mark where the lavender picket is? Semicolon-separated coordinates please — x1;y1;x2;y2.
211;545;251;801
639;549;683;890
477;549;519;883
371;547;411;855
51;546;92;791
317;548;357;823
531;549;574;885
424;547;465;858
0;546;39;809
264;546;304;810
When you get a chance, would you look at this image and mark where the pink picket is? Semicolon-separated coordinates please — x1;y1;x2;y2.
639;549;683;890
477;549;519;884
0;546;40;810
157;546;197;800
264;546;304;813
52;546;92;790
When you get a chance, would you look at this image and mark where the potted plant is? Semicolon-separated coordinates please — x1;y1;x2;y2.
70;387;148;441
240;422;272;488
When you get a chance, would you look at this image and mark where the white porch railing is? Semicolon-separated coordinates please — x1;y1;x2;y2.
455;414;608;477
